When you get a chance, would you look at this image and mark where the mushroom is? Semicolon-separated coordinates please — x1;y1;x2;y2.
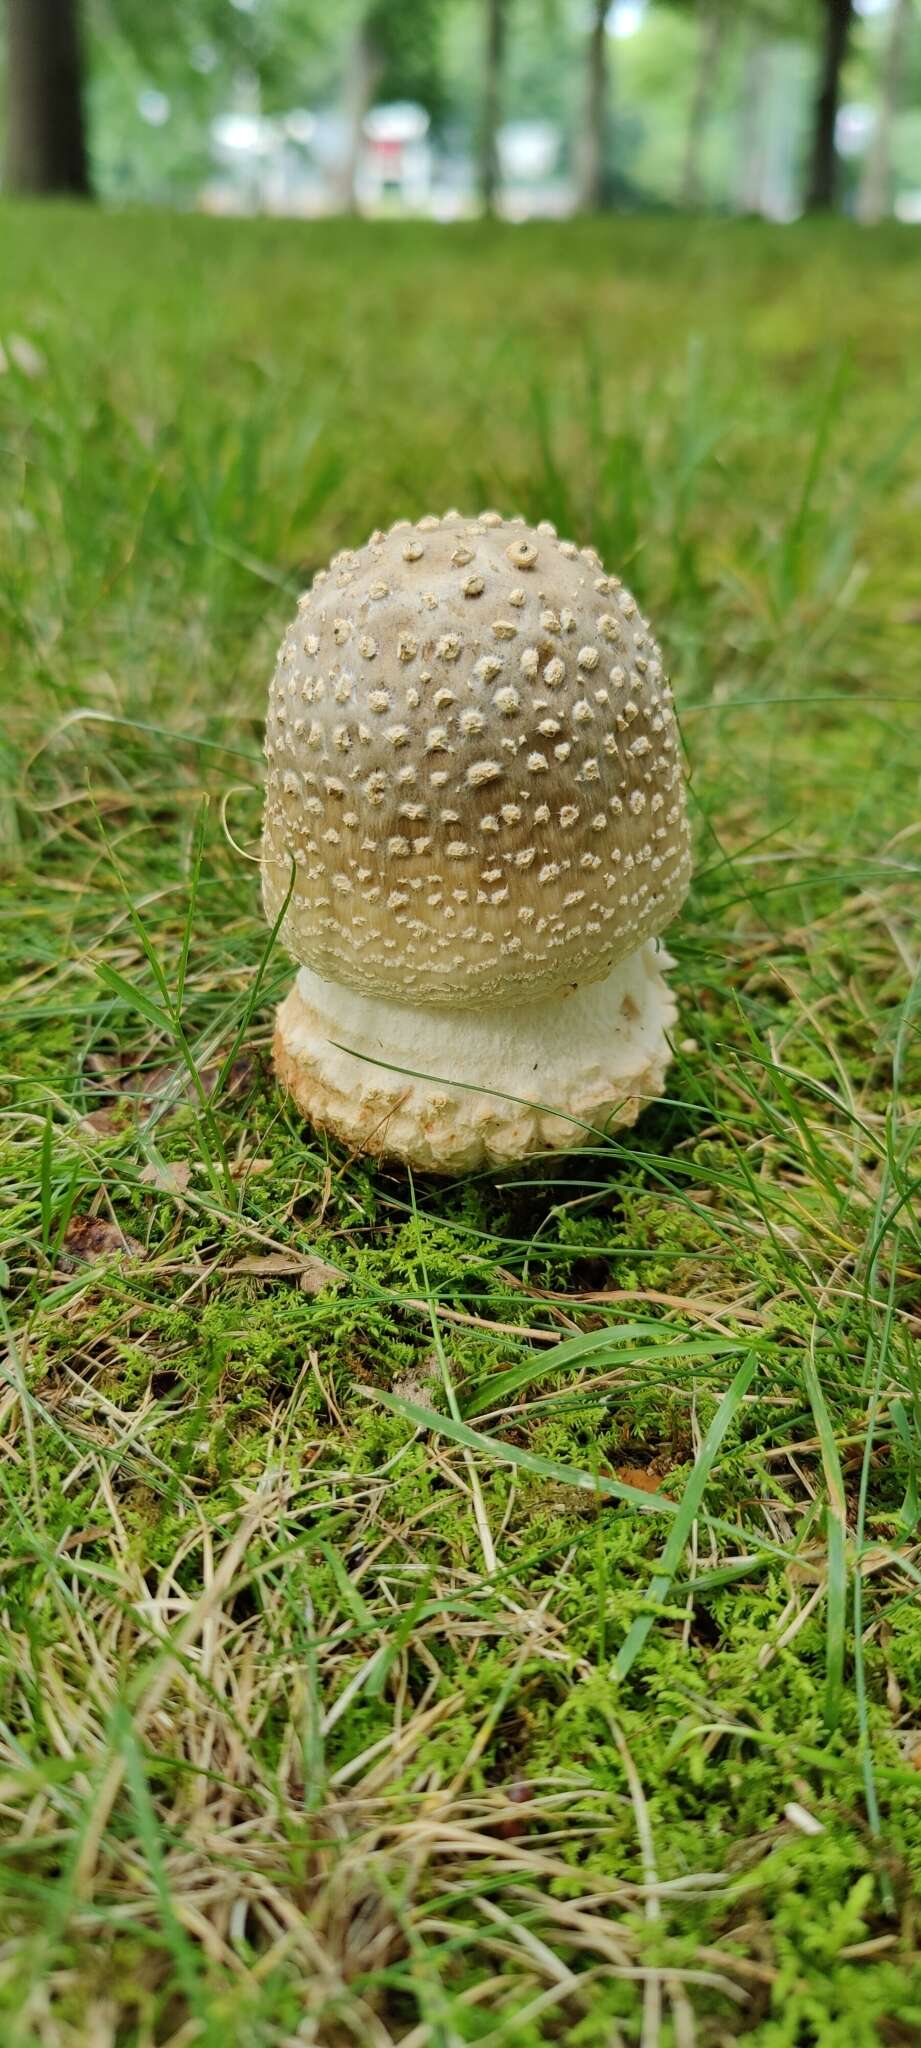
262;512;692;1172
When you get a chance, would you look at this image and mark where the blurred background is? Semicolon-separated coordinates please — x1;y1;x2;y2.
3;0;921;225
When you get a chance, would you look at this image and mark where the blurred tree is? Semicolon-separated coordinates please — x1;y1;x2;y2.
575;0;609;210
659;1;795;214
337;0;446;210
337;10;384;210
100;0;331;113
679;2;727;207
4;0;91;194
857;0;914;221
86;0;299;200
445;0;591;198
734;21;775;212
722;1;817;216
479;0;507;211
371;0;446;113
805;0;854;209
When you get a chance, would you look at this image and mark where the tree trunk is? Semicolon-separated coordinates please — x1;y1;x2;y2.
479;0;505;215
4;0;90;196
735;35;773;215
857;0;911;224
681;5;725;210
805;0;854;212
576;0;608;212
337;12;383;214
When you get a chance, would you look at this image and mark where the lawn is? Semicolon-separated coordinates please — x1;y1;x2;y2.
1;208;920;2047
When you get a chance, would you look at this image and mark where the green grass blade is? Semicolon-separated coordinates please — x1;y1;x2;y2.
612;1352;759;1682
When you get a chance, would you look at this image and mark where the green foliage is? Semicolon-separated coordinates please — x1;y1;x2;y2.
42;0;919;214
363;0;448;120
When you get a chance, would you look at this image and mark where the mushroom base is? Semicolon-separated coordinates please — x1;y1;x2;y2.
273;942;679;1174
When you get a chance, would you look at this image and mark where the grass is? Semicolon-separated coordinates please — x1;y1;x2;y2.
1;205;920;2046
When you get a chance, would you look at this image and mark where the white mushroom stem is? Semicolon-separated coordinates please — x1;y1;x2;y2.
273;940;678;1173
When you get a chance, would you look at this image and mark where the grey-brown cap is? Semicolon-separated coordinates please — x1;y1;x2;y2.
262;512;691;1008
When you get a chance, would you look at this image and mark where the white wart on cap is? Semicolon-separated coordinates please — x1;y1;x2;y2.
262;513;692;1170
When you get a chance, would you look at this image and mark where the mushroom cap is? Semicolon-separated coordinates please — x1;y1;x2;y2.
262;512;691;1009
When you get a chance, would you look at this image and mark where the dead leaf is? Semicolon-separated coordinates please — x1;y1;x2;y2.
227;1251;343;1294
80;1104;129;1136
229;1253;306;1278
139;1161;192;1194
80;1051;257;1136
146;1053;256;1106
299;1254;344;1295
60;1216;144;1267
615;1465;667;1496
496;1780;536;1839
0;1525;113;1576
392;1354;440;1407
230;1155;273;1179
